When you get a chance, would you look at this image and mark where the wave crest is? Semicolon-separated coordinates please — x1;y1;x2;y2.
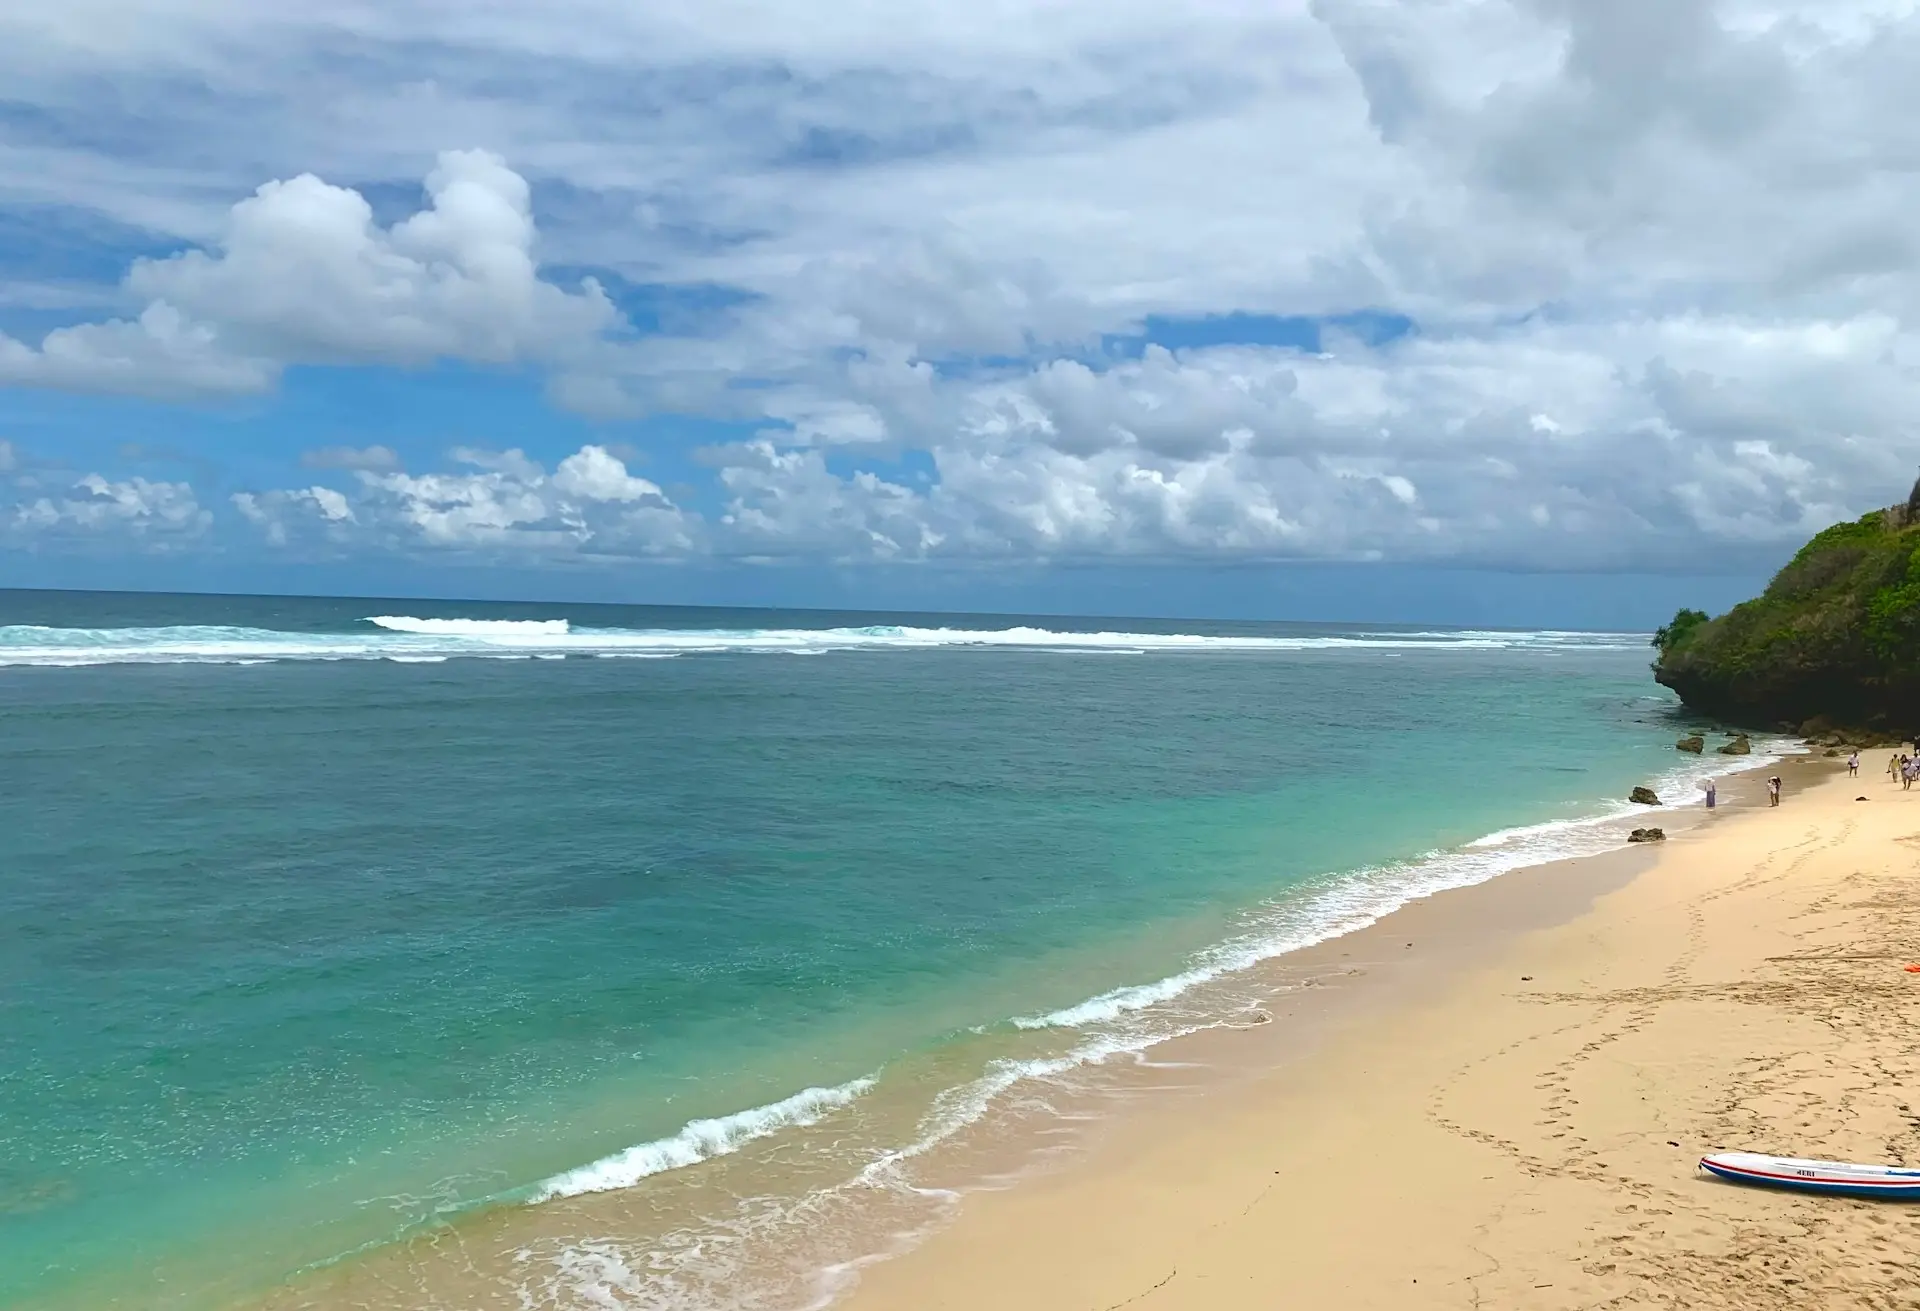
364;616;571;636
531;1078;877;1201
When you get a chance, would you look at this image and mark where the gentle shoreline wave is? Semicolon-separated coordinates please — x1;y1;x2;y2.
532;1078;879;1202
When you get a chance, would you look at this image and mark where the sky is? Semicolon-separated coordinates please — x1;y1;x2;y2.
3;0;1919;626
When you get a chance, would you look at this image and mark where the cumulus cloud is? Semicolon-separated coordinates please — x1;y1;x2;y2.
0;151;619;400
0;302;278;398
11;473;211;546
232;485;356;547
234;444;698;559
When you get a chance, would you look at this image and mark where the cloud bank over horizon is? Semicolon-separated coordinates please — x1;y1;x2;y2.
3;0;1919;587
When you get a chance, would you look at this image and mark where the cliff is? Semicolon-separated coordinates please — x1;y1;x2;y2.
1652;482;1920;735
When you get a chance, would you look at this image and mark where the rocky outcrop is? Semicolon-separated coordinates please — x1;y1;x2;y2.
1652;482;1920;735
1629;786;1661;805
1717;735;1753;756
1675;735;1705;753
1628;827;1667;843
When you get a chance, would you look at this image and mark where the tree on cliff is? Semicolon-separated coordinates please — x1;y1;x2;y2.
1653;484;1920;733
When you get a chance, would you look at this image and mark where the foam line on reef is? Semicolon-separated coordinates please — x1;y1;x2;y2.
0;620;1648;666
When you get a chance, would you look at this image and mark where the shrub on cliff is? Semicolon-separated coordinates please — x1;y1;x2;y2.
1652;503;1920;732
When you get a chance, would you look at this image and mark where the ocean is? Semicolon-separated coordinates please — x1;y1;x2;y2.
0;590;1758;1310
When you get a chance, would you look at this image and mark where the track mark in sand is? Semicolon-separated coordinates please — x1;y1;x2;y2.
1577;814;1920;1311
1459;1198;1513;1311
1098;1267;1176;1311
1423;812;1920;1310
1424;1014;1598;1176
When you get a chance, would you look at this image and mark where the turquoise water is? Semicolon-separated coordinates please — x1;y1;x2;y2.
0;591;1730;1308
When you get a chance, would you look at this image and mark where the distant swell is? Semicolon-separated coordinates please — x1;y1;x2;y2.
531;1078;877;1201
0;620;1646;667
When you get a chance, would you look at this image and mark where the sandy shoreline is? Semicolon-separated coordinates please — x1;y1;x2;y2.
837;748;1920;1310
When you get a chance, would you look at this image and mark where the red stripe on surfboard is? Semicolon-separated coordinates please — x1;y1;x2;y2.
1701;1159;1920;1188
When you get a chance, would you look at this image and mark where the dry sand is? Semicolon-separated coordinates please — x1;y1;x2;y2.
839;751;1920;1311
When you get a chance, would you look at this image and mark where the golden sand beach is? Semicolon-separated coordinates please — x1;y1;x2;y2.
840;751;1920;1310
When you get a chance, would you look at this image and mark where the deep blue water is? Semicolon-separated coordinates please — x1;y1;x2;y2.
0;591;1722;1309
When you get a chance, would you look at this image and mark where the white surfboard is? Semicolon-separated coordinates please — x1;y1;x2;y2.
1700;1152;1920;1199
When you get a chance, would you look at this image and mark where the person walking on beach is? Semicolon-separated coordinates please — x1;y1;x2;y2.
1768;776;1781;807
1848;750;1860;777
1891;753;1903;783
1705;778;1717;810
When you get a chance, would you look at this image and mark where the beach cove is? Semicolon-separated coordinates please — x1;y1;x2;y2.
7;594;1898;1311
841;751;1920;1310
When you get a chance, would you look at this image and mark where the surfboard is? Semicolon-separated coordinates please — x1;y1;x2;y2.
1700;1152;1920;1200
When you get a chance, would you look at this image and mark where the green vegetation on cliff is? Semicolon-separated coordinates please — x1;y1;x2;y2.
1653;493;1920;733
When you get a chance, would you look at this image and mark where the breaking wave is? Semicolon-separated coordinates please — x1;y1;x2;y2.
531;1078;878;1201
364;616;572;636
0;618;1647;667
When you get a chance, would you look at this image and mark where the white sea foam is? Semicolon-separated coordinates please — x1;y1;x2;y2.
0;619;1647;667
531;1077;878;1201
365;615;572;637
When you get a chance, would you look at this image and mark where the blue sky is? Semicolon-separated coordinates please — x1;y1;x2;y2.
3;1;1917;625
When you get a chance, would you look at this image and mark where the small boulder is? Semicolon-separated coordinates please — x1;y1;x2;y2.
1628;827;1667;843
1799;715;1835;740
1717;735;1753;756
1824;747;1840;757
1675;735;1705;754
1629;786;1661;806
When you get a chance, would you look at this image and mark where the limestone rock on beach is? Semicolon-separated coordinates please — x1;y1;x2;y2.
1628;786;1661;805
1626;827;1665;843
1675;734;1705;753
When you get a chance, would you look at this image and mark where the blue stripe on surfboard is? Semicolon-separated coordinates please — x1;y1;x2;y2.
1700;1160;1920;1199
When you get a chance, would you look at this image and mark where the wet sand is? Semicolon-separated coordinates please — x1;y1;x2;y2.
839;749;1920;1310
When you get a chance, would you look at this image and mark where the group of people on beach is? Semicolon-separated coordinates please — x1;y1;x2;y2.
1889;751;1920;789
1705;744;1920;808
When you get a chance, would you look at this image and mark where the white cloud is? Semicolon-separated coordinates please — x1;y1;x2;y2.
0;302;278;397
0;151;618;399
551;445;668;503
232;485;356;546
12;472;211;546
6;1;1920;570
235;444;697;559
